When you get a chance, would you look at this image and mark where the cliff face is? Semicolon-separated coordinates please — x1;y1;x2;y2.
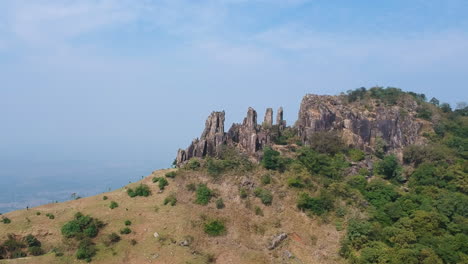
176;94;427;166
296;94;427;156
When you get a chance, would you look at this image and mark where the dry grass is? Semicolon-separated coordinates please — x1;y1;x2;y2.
0;168;346;264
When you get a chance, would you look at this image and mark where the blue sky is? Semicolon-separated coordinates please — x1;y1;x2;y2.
1;1;468;208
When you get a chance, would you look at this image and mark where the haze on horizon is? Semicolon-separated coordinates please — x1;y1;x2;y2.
1;0;468;212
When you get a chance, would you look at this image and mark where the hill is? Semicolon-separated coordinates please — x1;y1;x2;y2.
1;87;467;264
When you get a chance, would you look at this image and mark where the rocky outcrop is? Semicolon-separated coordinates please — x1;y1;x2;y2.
176;107;284;166
296;94;426;155
176;93;427;166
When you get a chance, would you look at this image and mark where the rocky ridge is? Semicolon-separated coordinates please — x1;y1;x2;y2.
176;93;428;166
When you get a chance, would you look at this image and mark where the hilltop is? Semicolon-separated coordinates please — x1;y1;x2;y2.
1;87;467;264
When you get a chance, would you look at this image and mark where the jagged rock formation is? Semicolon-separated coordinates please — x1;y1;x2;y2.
296;94;426;156
176;107;285;166
176;93;427;166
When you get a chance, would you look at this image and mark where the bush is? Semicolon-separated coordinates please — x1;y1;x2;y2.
109;201;119;209
46;213;55;219
261;147;288;171
28;246;44;256
195;184;213;205
24;234;41;248
106;233;121;245
36;212;41;216
254;188;273;205
308;131;346;155
297;192;334;216
76;238;96;262
163;193;177;206
2;217;11;224
297;147;348;179
255;206;263;216
158;178;168;190
261;174;272;185
165;171;177;178
103;196;108;200
348;149;365;162
124;220;132;226
127;184;152;197
287;177;305;188
185;159;201;170
216;198;225;209
120;227;132;235
374;155;402;182
61;212;104;239
204;220;226;236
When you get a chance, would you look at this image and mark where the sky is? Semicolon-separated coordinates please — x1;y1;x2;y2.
1;0;468;211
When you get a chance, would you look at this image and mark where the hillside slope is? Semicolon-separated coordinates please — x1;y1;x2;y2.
0;168;345;264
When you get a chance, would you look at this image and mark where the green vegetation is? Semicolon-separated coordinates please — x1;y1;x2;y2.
163;193;177;206
239;187;248;199
127;184;152;197
120;227;132;235
261;173;272;185
215;198;225;209
2;217;11;224
109;201;119;209
105;233;121;246
153;177;169;190
0;234;44;259
61;212;104;262
374;154;402;182
124;220;132;226
102;196;108;200
253;188;273;205
297;192;334;216
254;206;263;216
45;213;55;219
348;148;365;162
261;147;289;171
204;219;226;236
165;171;177;178
195;184;213;205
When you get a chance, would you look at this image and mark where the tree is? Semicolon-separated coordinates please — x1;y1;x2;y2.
374;155;402;182
429;97;440;106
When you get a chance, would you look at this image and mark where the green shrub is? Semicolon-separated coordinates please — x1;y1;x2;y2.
163;193;177;206
152;177;160;183
120;227;132;235
254;188;273;205
124;220;132;226
216;198;225;209
45;213;54;219
24;234;41;247
195;184;213;205
28;246;44;256
106;233;121;245
348;149;365;162
297;192;334;216
61;212;104;239
261;174;272;185
374;155;402;182
127;184;152;197
165;171;177;178
254;206;263;216
109;201;119;209
36;212;41;216
76;238;96;262
103;196;108;200
2;217;11;224
261;147;289;171
287;177;305;188
158;178;168;190
297;147;348;179
185;159;201;170
204;220;226;236
308;131;346;155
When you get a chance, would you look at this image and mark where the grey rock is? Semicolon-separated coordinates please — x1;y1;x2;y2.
264;108;273;127
268;232;288;250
